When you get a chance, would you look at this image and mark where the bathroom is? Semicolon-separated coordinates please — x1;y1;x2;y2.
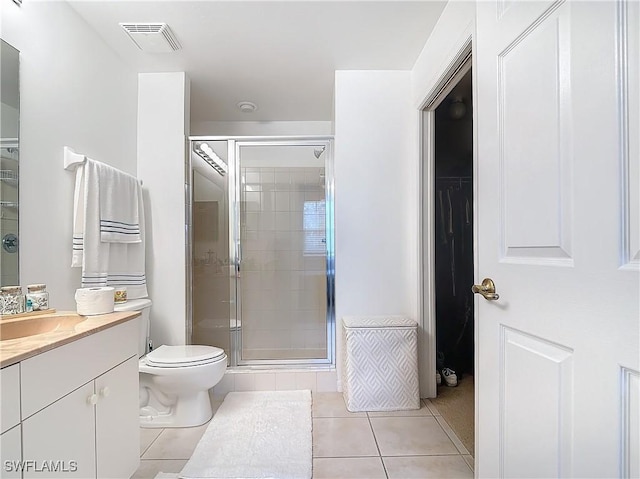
1;0;436;396
2;1;638;478
1;1;449;476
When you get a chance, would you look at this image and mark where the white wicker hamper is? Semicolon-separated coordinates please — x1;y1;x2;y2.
342;316;420;412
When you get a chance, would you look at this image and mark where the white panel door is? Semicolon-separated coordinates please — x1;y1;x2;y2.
475;1;640;478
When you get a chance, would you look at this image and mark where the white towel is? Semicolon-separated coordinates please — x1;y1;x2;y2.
96;161;141;243
72;159;148;299
72;161;86;268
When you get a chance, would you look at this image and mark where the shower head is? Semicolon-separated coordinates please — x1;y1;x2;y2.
313;146;326;159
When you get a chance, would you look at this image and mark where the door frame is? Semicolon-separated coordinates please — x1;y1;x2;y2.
417;33;476;417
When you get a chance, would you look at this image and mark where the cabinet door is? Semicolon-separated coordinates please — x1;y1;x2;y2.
22;382;96;479
1;364;20;434
95;356;139;479
1;425;22;479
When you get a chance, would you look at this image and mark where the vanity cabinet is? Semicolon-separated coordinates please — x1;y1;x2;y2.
21;357;138;479
1;317;139;479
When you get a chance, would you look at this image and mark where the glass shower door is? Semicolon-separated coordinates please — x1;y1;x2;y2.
235;142;333;364
191;140;231;357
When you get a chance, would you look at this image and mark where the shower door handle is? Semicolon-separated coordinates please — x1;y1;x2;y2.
472;278;500;301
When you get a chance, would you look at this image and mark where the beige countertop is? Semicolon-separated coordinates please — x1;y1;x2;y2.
0;310;141;368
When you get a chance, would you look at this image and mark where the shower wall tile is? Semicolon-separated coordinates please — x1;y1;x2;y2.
244;191;261;211
242;271;261;291
291;170;306;186
275;170;290;188
275;372;297;391
290;251;305;270
291;272;305;290
274;271;292;290
245;171;260;184
245;212;259;231
215;370;338;394
259;212;275;231
274;232;290;251
306;331;328;350
275;212;290;231
304;255;325;271
234;373;255;392
261;270;276;288
254;373;276;391
291;329;308;349
317;371;338;392
241;256;260;271
261;169;275;185
275;192;290;211
291;212;304;231
262;191;275;211
295;372;317;392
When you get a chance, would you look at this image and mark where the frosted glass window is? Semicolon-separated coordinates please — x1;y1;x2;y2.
303;200;325;256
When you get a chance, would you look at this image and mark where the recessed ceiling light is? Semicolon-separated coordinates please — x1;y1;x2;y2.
237;101;258;113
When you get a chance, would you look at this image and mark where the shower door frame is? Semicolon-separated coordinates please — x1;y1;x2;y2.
189;136;335;368
232;137;335;367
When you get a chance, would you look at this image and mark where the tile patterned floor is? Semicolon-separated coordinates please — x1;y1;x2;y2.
132;393;474;479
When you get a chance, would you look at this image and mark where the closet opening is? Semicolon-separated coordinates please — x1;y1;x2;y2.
430;65;475;455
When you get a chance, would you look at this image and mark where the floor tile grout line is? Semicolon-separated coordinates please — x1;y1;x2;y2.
366;413;389;479
140;428;165;458
433;415;470;456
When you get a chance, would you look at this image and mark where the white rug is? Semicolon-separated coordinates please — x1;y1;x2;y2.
179;390;312;479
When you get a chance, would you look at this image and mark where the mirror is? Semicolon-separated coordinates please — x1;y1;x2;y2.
1;39;20;286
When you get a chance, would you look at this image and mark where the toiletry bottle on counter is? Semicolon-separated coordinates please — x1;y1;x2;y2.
0;286;25;315
26;284;49;311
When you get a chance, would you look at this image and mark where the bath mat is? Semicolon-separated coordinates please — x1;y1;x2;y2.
179;390;312;479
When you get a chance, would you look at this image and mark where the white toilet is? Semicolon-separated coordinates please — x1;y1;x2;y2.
114;298;227;428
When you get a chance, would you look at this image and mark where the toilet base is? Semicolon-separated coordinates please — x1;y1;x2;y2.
139;389;213;428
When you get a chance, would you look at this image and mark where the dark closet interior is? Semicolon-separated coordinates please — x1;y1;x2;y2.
434;68;474;380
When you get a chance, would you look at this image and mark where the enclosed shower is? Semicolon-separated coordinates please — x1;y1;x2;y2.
187;137;335;368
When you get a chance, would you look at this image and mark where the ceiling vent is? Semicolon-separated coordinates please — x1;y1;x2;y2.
119;23;181;52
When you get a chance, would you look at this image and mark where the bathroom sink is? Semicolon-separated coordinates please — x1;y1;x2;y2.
0;315;86;341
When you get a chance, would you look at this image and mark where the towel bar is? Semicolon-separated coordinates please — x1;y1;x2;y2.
63;146;143;185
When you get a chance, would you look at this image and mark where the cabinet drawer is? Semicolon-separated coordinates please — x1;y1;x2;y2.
21;318;138;419
1;364;20;433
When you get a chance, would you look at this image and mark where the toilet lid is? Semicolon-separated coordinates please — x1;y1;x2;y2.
146;345;226;368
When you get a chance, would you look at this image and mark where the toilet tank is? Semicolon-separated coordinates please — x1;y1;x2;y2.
113;298;152;357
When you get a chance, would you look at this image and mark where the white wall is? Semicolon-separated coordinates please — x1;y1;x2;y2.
412;1;476;108
333;70;419;388
191;121;332;137
1;0;137;307
137;73;190;347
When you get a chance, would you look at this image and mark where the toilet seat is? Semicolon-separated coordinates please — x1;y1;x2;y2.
145;345;226;368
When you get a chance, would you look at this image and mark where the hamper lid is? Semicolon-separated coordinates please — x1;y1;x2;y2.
342;316;416;329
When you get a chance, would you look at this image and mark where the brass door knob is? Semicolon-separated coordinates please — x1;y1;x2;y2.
472;278;499;301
